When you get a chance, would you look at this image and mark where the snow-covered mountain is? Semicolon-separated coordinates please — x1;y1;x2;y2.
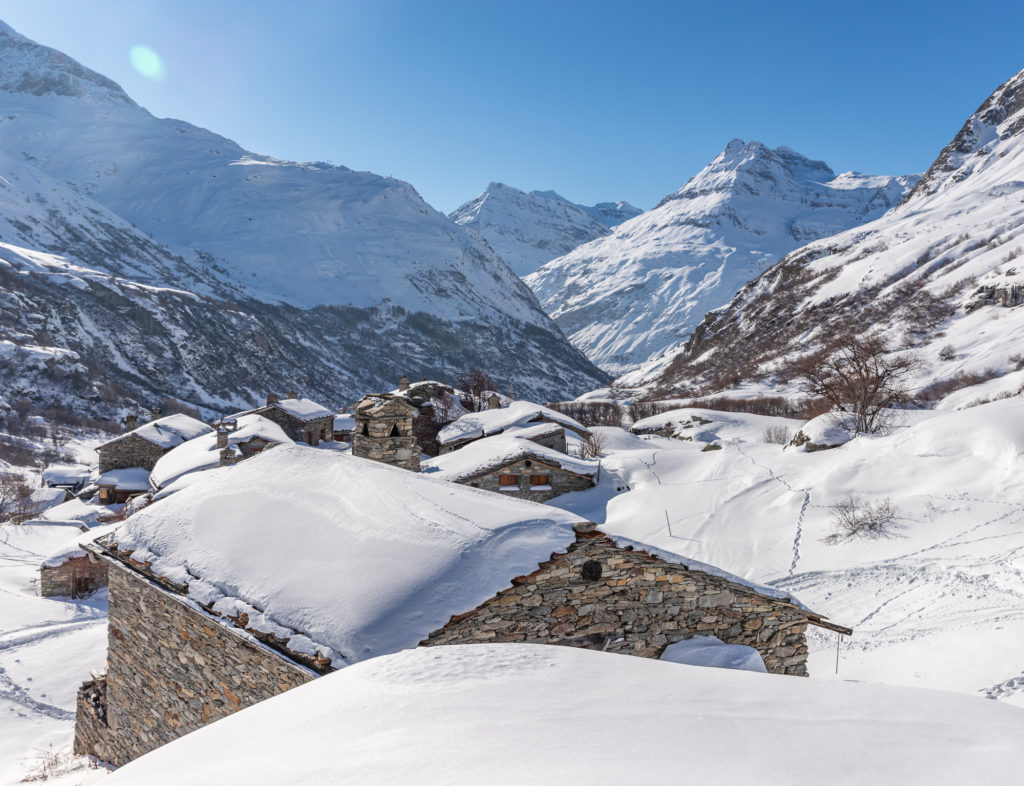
0;20;606;413
646;68;1024;398
449;182;640;276
525;142;918;375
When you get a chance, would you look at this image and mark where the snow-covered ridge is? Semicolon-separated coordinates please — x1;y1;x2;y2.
647;68;1024;398
526;140;918;375
0;19;607;410
450;182;622;277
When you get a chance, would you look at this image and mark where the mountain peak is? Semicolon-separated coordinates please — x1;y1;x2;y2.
903;68;1024;204
0;19;135;105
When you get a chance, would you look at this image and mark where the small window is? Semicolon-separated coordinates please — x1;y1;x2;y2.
530;475;550;486
499;474;518;487
388;423;401;437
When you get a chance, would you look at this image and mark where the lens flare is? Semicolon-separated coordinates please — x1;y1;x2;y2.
129;45;165;81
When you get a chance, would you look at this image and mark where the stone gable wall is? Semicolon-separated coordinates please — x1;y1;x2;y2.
524;430;567;453
40;555;107;598
74;563;314;766
423;531;810;675
461;457;593;502
97;435;168;473
352;410;420;471
254;408;333;445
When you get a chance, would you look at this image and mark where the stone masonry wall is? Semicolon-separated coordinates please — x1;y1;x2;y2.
97;435;168;473
74;562;314;766
352;412;420;471
462;457;593;503
423;530;810;676
40;555;107;598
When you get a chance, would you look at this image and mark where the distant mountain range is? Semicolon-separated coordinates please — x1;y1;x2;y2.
525;142;918;376
450;182;641;277
0;20;607;416
645;68;1024;399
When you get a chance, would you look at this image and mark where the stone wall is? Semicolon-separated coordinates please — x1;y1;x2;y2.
352;408;420;471
523;429;567;454
423;529;810;675
74;562;314;766
255;407;333;445
462;457;593;503
97;435;168;473
40;555;107;598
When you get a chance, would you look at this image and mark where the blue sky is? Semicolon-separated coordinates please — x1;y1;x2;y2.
4;1;1023;213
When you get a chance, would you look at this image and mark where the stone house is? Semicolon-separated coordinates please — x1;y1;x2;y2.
72;446;850;768
437;400;591;454
95;468;152;505
148;414;291;489
351;394;420;471
40;554;107;598
238;393;334;446
422;432;597;503
423;523;851;674
97;414;212;473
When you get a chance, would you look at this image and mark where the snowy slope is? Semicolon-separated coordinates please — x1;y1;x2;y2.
648;68;1024;398
526;140;917;374
0;20;606;410
449;182;619;277
106;644;1024;785
544;398;1024;703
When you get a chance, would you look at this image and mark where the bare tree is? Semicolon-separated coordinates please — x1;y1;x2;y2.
0;472;33;523
793;335;921;434
457;369;497;412
577;431;608;459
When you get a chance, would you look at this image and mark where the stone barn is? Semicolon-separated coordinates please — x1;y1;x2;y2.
351;394;420;471
238;393;335;446
73;446;850;768
96;414;212;473
422;433;597;502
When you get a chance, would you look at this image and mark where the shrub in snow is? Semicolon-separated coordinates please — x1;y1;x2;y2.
761;425;791;445
938;344;957;362
825;495;901;543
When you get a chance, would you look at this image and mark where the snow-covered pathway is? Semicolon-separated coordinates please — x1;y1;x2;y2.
0;523;108;785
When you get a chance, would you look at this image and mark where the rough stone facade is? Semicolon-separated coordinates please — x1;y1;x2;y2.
462;456;594;503
251;406;333;446
423;528;814;676
74;562;314;767
40;555;107;598
352;395;421;471
520;426;567;453
97;435;168;473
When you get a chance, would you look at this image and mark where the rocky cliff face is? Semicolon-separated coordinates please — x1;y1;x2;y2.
0;20;607;417
526;140;917;375
644;69;1024;400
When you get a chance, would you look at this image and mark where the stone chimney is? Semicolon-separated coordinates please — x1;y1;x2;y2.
215;418;238;450
398;376;410;392
287;390;298;400
487;393;502;410
266;392;279;406
149;406;162;421
123;413;138;432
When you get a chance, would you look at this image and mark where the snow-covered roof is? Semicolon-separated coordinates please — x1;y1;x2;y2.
333;413;355;431
38;496;102;526
96;467;151;491
41;463;91;486
23;487;68;515
150;414;291;489
101;445;587;668
501;421;565;441
422;434;597;483
266;397;334;422
437;401;589;445
101;413;212;450
103;644;1024;785
40;522;118;569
